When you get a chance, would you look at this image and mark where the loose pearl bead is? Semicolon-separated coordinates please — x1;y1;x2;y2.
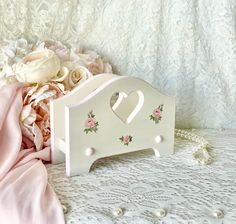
155;208;167;218
213;209;224;219
62;204;68;214
155;135;163;143
113;207;123;217
85;147;95;156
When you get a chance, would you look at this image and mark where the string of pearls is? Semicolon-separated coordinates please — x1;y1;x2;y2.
174;129;213;165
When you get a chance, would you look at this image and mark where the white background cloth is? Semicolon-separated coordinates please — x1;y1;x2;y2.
0;0;235;128
47;129;236;223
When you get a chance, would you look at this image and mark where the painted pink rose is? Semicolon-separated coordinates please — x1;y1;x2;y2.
85;117;96;128
123;135;130;144
153;108;161;117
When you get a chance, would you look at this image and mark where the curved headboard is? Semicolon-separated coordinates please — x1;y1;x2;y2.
50;74;175;176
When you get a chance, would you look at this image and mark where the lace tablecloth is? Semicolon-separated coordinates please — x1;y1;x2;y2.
46;129;236;224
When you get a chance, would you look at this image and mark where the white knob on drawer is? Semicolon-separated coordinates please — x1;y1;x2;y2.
155;135;163;143
85;147;95;156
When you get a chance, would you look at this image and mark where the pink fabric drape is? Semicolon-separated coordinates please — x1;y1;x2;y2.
0;84;65;224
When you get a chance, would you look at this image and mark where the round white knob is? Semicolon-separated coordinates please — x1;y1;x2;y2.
155;208;167;218
113;207;123;217
213;209;224;219
85;148;95;156
155;135;163;143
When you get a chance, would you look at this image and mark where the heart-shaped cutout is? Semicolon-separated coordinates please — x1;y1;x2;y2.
110;91;144;124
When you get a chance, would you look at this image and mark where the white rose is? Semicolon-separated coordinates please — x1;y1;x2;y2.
14;49;60;83
64;67;89;89
51;66;70;82
58;62;92;90
87;57;112;74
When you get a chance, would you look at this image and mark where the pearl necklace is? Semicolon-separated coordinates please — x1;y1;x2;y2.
175;129;212;165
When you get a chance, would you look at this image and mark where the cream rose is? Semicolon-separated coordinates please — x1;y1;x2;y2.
64;65;92;90
14;49;60;83
87;57;112;74
52;61;92;90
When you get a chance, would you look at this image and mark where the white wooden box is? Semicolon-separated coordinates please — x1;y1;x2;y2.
50;74;175;176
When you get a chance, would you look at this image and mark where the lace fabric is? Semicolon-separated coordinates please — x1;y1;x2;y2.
47;129;236;223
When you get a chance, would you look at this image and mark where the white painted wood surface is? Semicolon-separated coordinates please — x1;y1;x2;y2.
50;74;175;176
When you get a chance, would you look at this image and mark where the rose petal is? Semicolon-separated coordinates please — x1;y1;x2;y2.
23;115;37;125
37;101;50;115
51;66;70;82
54;82;68;94
23;84;39;104
21;104;33;121
33;90;57;106
29;85;49;102
47;82;64;97
21;124;34;142
32;123;44;151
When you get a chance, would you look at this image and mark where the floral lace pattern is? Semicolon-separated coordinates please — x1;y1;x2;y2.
0;0;236;129
47;129;236;223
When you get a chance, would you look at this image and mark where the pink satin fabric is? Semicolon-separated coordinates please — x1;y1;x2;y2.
0;84;65;224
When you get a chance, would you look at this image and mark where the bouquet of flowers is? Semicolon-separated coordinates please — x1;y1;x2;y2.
0;39;113;157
